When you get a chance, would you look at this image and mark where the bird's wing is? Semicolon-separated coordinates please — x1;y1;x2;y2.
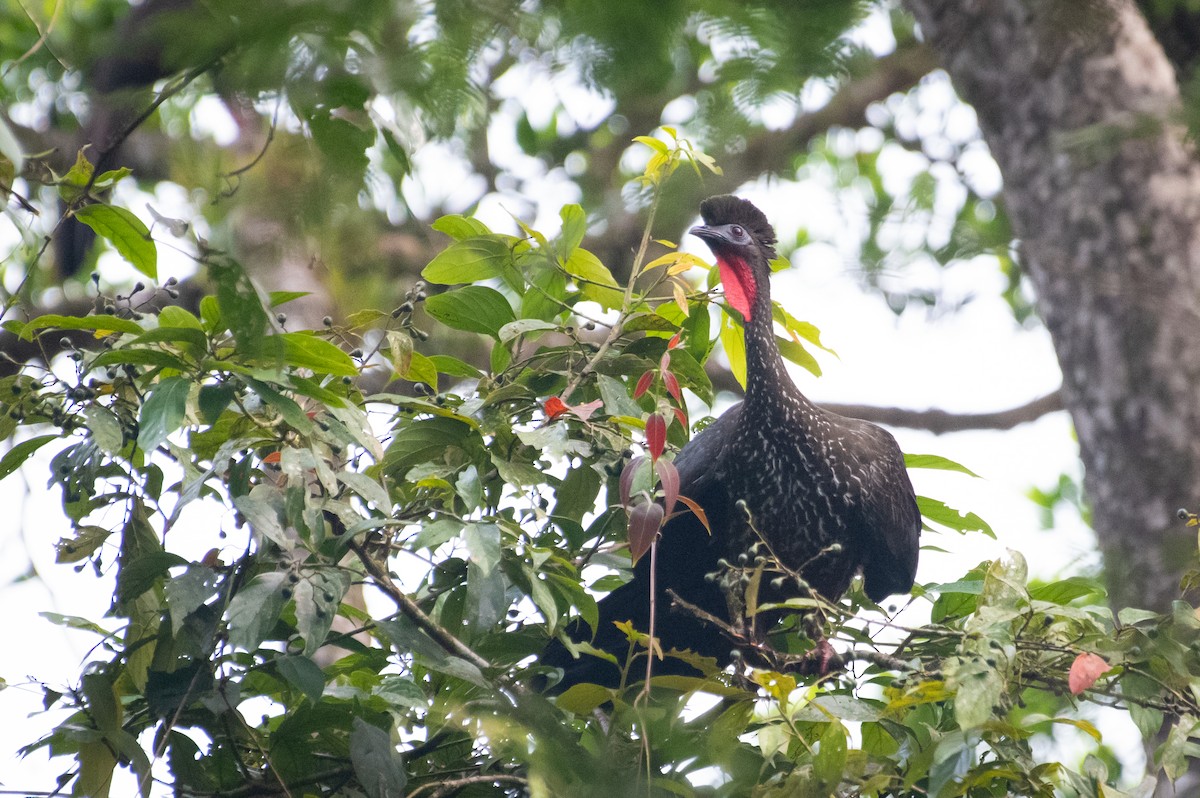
842;420;922;602
671;402;742;501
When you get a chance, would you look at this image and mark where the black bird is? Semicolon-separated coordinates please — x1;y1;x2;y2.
543;195;921;691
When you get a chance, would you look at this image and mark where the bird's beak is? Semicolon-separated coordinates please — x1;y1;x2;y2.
689;224;721;243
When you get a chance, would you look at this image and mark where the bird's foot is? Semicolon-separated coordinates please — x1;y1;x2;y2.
796;639;843;677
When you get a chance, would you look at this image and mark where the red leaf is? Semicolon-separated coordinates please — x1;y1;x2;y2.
655;458;679;518
659;351;671;372
663;371;682;403
646;413;666;461
571;399;603;421
1068;652;1110;695
620;456;646;509
633;370;654;399
667;332;682;350
672;406;688;429
627;501;664;564
263;451;282;464
675;494;710;534
544;396;569;419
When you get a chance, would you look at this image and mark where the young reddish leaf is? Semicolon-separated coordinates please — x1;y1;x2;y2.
262;451;282;465
659;351;671;372
627;501;664;564
655;458;679;518
571;399;603;421
667;332;682;350
671;406;688;430
1068;652;1110;695
646;413;666;461
620;456;646;508
663;371;682;403
676;494;711;534
544;396;569;419
634;370;654;399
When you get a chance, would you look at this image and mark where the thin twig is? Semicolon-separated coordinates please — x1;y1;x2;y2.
347;539;493;673
407;773;527;798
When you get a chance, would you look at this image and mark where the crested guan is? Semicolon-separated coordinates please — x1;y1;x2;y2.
542;195;921;691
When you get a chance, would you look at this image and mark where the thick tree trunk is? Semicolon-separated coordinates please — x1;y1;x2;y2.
903;0;1200;615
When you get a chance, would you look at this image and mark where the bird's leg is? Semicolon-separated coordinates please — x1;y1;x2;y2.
795;611;843;677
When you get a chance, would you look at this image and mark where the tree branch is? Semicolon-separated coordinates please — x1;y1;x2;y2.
347;539;494;674
820;388;1065;434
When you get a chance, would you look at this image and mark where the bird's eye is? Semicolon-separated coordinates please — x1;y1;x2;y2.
731;225;745;238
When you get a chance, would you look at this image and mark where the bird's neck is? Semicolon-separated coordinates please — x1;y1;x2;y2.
738;275;821;426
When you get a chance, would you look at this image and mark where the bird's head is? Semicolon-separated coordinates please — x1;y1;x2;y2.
690;195;777;323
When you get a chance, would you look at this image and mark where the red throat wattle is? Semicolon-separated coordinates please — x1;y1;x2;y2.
717;256;757;322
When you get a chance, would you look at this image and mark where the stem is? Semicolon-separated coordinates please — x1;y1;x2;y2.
348;539;493;674
639;540;659;699
560;187;664;403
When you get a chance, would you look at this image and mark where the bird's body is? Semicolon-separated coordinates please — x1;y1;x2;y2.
544;196;920;690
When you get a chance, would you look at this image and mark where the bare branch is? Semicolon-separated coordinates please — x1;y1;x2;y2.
347;539;494;674
821;389;1065;434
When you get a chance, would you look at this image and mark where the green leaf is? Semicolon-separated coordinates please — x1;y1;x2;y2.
350;718;407;796
234;487;291;550
158;306;204;331
164;566;219;634
773;305;837;356
463;522;501;574
905;453;982;478
777;336;821;377
116;549;187;604
269;290;310;307
422;236;512;284
295;568;350;657
275;332;359;376
917;496;995;538
432;214;492;241
198;384;235;423
499;318;558;341
55;525;114;563
1029;576;1106;605
428;354;483;379
556;683;614;715
244;377;313;432
424;285;515;338
466;560;506;633
719;312;747;388
0;433;59;480
58;148;94;200
92;167;132;190
950;656;1004;729
40;611;110;636
401;351;438;391
308;113;372;179
137;376;190;451
209;258;270;352
75;204;157;278
275;654;327;704
564;249;623;309
813;721;848;786
18;313;144;341
558;204;587;257
226;572;288;651
1158;716;1200;781
0;114;25;174
83;405;124;454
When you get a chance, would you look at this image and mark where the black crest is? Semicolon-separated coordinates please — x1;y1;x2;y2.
699;195;778;259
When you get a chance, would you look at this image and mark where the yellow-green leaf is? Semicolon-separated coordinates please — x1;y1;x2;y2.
76;203;158;279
